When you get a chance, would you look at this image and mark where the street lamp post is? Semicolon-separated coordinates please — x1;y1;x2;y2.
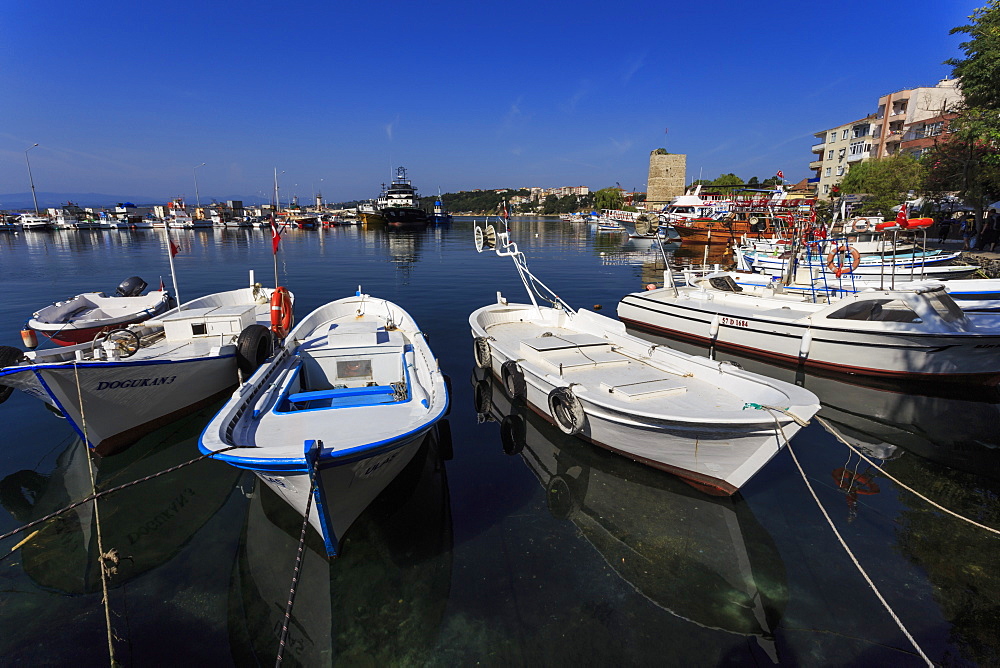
25;143;39;215
194;162;206;209
273;168;285;212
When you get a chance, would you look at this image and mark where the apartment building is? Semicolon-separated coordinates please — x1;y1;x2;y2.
871;79;962;158
810;116;876;198
808;79;963;198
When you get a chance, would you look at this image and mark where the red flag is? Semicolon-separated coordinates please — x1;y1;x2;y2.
169;239;180;257
776;170;784;180
159;277;165;291
501;201;509;220
271;217;281;255
895;204;908;226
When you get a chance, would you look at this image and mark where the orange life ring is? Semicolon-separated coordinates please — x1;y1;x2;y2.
832;467;880;495
906;217;934;229
826;245;861;278
270;286;293;338
851;218;871;233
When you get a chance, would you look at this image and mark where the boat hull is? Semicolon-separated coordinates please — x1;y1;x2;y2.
469;303;818;495
618;291;1000;385
0;352;238;454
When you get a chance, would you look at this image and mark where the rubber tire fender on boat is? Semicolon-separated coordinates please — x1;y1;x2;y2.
270;286;293;339
0;345;27;405
105;328;141;358
548;386;585;435
501;361;526;400
473;376;492;416
546;475;580;520
473;336;492;369
236;324;274;376
500;413;526;456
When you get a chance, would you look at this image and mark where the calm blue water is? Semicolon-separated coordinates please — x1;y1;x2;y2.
0;219;997;666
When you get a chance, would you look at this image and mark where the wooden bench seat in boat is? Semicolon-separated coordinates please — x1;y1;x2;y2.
519;332;629;372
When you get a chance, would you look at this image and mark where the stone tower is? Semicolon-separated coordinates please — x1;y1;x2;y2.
645;151;686;211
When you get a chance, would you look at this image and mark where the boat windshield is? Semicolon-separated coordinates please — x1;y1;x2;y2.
827;299;921;323
924;291;965;323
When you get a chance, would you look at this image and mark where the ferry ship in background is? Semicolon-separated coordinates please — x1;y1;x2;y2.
357;167;430;228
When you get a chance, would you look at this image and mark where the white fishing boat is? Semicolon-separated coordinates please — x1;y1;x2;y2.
0;273;292;454
23;276;172;347
469;219;819;495
734;243;977;280
199;291;449;556
617;269;1000;385
18;214;51;230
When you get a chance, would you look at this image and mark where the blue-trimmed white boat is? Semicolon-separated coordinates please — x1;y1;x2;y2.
198;291;449;557
0;277;287;454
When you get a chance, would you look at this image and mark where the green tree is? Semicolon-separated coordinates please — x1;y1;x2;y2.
946;2;1000;110
710;173;743;187
922;138;1000;217
594;187;624;211
838;155;925;216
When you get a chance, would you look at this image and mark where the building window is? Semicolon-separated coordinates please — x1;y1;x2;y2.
827;150;834;160
825;167;831;177
842;129;849;139
823;184;830;194
925;121;943;137
849;141;867;156
838;148;846;159
829;132;837;143
853;125;869;138
837;166;845;176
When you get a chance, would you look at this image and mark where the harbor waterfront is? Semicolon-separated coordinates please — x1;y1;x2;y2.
0;219;998;665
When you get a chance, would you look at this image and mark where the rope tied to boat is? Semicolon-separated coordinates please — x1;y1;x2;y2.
276;440;321;666
766;409;933;667
0;444;244;546
816;416;1000;537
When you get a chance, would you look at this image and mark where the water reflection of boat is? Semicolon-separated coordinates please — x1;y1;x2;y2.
0;406;242;594
471;368;787;652
227;430;452;665
636;333;1000;480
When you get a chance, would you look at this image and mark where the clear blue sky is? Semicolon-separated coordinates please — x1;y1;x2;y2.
0;0;979;204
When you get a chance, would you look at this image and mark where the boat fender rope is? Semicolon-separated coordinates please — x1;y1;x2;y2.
767;411;933;667
816;417;1000;536
0;444;244;545
744;403;810;428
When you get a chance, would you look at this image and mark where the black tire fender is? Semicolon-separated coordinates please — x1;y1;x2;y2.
500;413;526;456
548;386;585;435
236;324;273;376
473;336;491;369
501;361;526;400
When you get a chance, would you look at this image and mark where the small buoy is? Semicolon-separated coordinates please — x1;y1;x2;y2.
645;283;656;291
20;328;38;349
593;304;602;310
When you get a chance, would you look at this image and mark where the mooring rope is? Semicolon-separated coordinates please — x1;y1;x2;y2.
816;416;1000;537
275;454;320;666
0;445;242;545
73;362;117;667
768;410;933;666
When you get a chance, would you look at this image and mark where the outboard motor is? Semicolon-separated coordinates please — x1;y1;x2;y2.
116;276;147;297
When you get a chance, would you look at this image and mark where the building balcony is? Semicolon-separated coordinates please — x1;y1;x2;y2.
847;152;867;163
809;160;823;170
811;143;826;153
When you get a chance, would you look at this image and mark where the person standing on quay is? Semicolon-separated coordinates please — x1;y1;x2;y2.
937;213;953;244
982;208;999;252
962;213;977;250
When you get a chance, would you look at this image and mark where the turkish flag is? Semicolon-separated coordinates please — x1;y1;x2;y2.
895;205;908;226
271;217;281;255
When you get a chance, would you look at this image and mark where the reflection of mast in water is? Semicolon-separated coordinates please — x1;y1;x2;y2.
471;368;787;659
227;429;453;666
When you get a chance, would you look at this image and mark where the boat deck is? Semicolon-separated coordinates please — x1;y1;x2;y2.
483;320;786;422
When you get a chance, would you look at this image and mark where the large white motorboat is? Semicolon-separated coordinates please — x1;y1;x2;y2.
0;274;291;454
24;276;172;347
17;214;51;230
617;269;1000;385
199;291;449;556
357;167;430;227
469;218;819;495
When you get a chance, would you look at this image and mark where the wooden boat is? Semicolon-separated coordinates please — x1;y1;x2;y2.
0;274;290;454
618;270;1000;385
469;218;819;495
24;276;172;347
199;291;449;556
